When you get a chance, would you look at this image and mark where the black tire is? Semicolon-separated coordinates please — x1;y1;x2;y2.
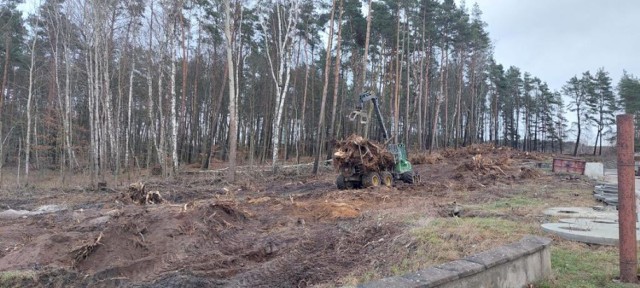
400;172;414;184
336;175;347;190
362;172;382;188
380;171;393;187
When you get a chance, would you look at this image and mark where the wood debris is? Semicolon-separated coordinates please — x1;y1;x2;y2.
332;134;394;172
72;232;103;267
128;182;165;205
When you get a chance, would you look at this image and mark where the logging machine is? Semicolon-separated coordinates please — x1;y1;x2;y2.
335;92;419;189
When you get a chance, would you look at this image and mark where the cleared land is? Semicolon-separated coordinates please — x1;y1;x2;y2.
0;145;634;287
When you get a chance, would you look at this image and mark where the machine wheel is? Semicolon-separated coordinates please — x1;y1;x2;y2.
336;175;348;190
362;172;382;188
400;172;414;184
380;171;393;187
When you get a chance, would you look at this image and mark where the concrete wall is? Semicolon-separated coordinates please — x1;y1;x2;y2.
584;162;604;180
358;235;552;288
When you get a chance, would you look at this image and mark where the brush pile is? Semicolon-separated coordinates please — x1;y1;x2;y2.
332;134;395;172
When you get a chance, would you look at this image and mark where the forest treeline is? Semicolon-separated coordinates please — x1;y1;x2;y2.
1;0;640;183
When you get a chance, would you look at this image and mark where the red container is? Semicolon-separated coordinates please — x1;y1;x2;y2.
552;158;586;174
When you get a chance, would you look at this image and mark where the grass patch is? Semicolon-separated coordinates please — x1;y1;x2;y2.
0;270;36;288
538;245;638;288
411;217;536;262
483;195;543;211
344;181;630;287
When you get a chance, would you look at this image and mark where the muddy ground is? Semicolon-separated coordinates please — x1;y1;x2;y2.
0;145;595;287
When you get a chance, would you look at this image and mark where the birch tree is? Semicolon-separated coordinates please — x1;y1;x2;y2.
25;29;37;179
223;0;244;182
258;0;300;170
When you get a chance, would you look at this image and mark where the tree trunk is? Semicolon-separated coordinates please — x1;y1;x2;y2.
393;8;401;144
312;0;336;174
25;34;37;179
355;0;372;136
0;35;10;187
327;0;344;159
170;23;178;176
224;0;238;182
179;8;189;162
430;46;447;152
298;36;311;164
454;49;464;148
261;1;299;171
573;107;581;156
423;39;432;149
125;58;135;170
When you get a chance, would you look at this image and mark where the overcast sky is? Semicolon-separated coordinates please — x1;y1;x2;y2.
467;0;638;93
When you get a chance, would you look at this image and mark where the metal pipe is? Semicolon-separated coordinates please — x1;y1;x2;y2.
617;114;637;283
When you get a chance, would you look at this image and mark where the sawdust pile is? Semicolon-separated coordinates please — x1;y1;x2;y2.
332;134;395;172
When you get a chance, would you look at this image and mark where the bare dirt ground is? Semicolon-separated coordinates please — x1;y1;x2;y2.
0;145;597;287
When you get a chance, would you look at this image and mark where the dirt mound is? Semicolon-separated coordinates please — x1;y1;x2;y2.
194;202;252;227
291;202;361;221
333;134;395;172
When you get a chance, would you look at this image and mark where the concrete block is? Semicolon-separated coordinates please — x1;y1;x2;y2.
513;235;551;254
357;236;552;288
402;267;459;287
584;162;604;180
357;276;416;288
464;248;511;269
435;260;484;278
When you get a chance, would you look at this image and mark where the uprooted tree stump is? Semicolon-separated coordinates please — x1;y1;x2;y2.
332;134;395;172
71;232;103;267
127;182;164;205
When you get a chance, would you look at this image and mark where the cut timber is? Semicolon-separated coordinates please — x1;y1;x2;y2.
332;134;394;172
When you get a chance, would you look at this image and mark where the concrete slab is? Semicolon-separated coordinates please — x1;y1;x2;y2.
557;218;640;228
543;207;618;220
585;162;604;180
543;218;640;246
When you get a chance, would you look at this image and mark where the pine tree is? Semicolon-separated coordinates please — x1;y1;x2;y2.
587;68;616;155
563;72;592;156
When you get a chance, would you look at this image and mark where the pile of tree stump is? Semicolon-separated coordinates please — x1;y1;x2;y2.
332;134;395;171
127;182;164;205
